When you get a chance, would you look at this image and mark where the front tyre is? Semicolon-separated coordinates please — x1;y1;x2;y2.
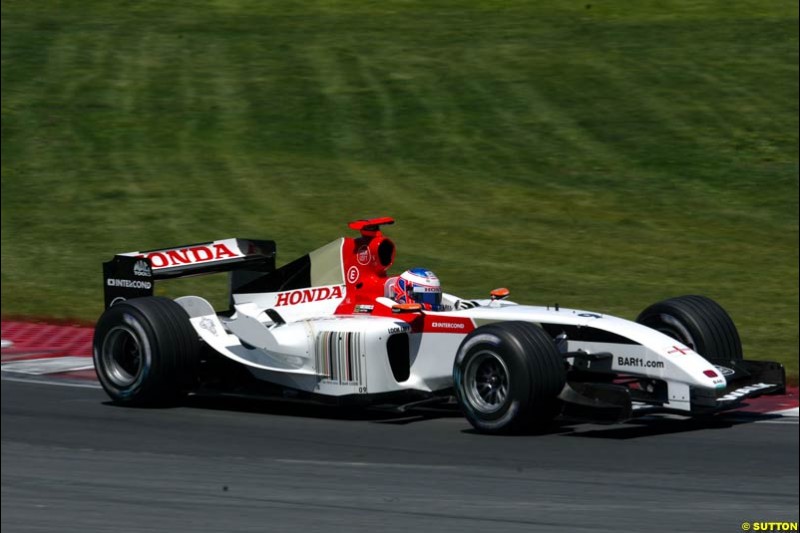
93;296;200;406
453;321;566;434
636;295;742;365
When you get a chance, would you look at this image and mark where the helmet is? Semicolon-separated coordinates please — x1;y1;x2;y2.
393;268;443;310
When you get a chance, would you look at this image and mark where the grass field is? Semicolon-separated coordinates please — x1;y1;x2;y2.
2;1;797;380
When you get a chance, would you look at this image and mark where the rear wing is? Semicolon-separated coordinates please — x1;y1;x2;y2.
103;238;276;309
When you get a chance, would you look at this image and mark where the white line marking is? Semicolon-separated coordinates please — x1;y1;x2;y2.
768;407;798;418
275;458;461;471
752;417;798;425
1;375;102;389
1;356;94;375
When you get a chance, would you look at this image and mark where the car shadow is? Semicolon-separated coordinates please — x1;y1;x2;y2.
179;393;462;424
125;393;786;438
460;424;576;437
558;411;785;440
456;410;786;438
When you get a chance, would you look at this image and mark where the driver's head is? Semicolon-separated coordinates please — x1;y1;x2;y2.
394;268;443;310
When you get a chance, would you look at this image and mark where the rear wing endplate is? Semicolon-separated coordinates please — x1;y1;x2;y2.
103;238;276;308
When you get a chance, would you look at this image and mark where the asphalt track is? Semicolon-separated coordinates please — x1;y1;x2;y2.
2;376;798;533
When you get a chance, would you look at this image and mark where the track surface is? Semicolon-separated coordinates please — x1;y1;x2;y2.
2;378;797;533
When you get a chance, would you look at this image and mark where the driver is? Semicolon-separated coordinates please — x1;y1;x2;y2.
385;268;444;311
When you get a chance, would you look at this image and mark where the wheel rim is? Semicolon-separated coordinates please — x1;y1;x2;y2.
464;350;510;414
101;325;143;387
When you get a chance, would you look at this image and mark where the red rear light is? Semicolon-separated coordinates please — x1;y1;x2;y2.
703;370;718;378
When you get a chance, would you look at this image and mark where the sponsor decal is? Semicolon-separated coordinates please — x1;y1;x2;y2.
413;286;441;293
617;357;665;369
356;245;371;265
133;260;152;277
388;325;410;334
667;345;691;355
136;243;241;269
578;312;601;318
346;266;360;283
714;365;736;377
431;321;466;329
425;318;474;333
106;278;152;289
199;317;218;336
354;304;374;314
275;285;344;307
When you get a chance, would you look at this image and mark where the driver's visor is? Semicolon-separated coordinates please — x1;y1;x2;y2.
412;285;442;307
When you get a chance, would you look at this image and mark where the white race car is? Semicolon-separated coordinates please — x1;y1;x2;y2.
94;217;785;433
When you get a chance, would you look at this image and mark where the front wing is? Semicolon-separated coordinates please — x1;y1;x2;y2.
559;359;786;422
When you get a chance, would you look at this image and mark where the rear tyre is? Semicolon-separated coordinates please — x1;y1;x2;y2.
636;295;742;365
453;321;566;434
93;296;200;406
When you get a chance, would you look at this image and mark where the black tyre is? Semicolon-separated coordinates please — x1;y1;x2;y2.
93;296;200;405
453;321;566;434
636;295;742;365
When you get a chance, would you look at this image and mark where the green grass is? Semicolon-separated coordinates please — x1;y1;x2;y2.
2;1;797;380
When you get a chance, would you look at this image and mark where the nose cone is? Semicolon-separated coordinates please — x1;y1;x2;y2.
663;344;727;389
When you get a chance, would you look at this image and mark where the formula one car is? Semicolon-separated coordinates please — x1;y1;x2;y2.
94;217;786;433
